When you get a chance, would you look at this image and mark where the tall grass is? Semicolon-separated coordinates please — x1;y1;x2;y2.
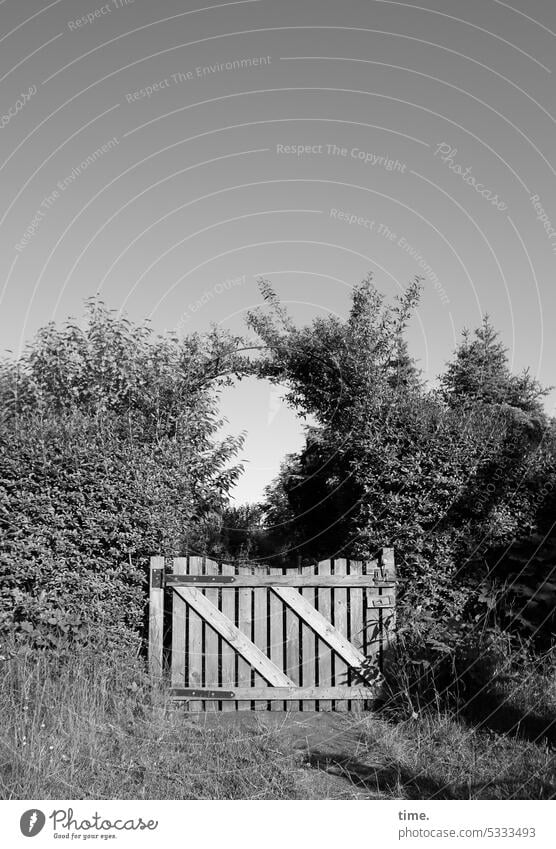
347;629;556;799
1;633;554;800
0;639;298;800
342;714;556;799
305;637;555;799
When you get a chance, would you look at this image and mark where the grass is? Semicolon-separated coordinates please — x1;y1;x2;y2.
309;714;556;799
0;640;299;800
1;636;554;800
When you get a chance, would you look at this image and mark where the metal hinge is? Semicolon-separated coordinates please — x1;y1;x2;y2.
165;575;236;585
171;689;235;699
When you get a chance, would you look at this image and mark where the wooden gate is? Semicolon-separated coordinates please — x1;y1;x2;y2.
148;550;395;711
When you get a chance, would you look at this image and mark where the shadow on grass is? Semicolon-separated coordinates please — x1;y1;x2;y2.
456;691;556;750
305;750;556;800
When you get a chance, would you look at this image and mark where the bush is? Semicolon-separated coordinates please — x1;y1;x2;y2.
380;623;555;747
0;301;245;651
247;277;556;666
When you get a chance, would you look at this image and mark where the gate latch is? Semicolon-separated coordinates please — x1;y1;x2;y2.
151;568;164;589
366;592;393;608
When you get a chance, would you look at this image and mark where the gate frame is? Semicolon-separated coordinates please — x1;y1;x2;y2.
148;549;396;710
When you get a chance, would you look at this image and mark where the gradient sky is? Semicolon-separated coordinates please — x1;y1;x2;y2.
1;0;555;501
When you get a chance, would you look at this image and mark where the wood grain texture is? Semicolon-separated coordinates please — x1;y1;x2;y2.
253;563;269;711
381;548;397;656
170;558;187;688
148;556;164;679
171;687;377;700
285;561;301;711
348;559;364;714
166;574;394;587
317;560;332;711
219;561;236;712
237;563;253;711
365;557;382;661
269;565;285;710
161;550;396;712
174;586;295;686
187;556;204;712
203;558;220;712
273;586;367;668
301;563;316;712
333;558;349;712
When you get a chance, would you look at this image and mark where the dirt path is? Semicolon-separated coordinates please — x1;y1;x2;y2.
194;711;386;799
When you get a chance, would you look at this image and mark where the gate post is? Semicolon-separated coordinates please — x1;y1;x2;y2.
380;547;396;653
149;555;165;679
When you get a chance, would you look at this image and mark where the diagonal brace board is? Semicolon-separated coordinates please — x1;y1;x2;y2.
173;586;295;687
272;586;367;670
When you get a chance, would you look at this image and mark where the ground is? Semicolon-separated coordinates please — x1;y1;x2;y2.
195;711;389;799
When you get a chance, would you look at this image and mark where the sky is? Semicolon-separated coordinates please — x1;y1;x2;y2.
1;0;555;501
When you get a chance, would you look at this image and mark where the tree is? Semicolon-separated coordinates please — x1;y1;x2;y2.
247;276;456;561
246;275;429;556
260;429;363;560
438;318;550;555
440;316;547;414
247;276;555;638
199;502;274;562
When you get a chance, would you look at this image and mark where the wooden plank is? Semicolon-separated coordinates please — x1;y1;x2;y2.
381;548;396;656
174;586;295;686
166;574;394;587
285;561;301;711
269;565;285;710
219;561;236;712
171;686;377;700
316;560;332;711
187;556;203;712
148;556;164;679
171;557;187;688
333;558;349;712
237;563;253;711
253;563;269;711
365;557;382;661
301;563;316;711
272;585;367;670
348;559;364;713
203;558;220;712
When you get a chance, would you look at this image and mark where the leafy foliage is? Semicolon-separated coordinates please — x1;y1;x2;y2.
0;300;245;649
246;276;555;649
